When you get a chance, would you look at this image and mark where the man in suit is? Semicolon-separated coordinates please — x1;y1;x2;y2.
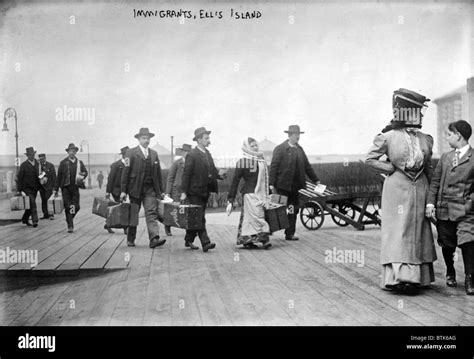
164;143;192;236
426;120;474;295
269;125;320;241
105;146;129;234
97;171;104;189
17;147;41;227
54;143;88;233
181;127;225;252
120;128;166;249
38;153;56;220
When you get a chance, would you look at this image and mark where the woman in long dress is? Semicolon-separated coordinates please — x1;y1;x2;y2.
366;88;437;294
228;138;272;249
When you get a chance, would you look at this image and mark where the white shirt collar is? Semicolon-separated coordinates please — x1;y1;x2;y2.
139;144;149;157
121;158;127;164
456;144;470;159
197;146;206;153
28;159;35;166
68;157;76;163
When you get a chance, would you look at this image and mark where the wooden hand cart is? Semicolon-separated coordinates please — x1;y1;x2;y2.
298;182;382;231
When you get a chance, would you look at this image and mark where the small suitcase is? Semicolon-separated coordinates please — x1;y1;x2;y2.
92;197;117;218
10;195;30;211
162;202;203;230
105;202;139;228
47;195;64;215
264;203;289;233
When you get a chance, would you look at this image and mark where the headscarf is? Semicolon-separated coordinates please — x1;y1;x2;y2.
241;138;269;202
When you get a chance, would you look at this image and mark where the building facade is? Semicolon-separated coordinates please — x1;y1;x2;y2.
433;77;474;154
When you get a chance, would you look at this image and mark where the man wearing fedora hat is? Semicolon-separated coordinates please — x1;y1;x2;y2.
269;125;320;241
104;146;130;234
164;143;192;236
120;128;166;248
38;153;57;220
17;147;41;227
54;143;88;233
181;127;225;252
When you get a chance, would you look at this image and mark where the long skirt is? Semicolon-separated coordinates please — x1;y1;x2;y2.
380;170;437;288
236;193;270;245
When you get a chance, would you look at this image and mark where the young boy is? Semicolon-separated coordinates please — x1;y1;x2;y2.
426;120;474;295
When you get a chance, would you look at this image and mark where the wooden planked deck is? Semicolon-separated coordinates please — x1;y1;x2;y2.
1;190;473;325
0;190;130;276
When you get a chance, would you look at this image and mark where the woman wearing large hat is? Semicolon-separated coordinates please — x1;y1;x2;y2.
366;88;437;294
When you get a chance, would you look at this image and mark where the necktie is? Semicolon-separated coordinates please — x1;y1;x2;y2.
453;150;460;168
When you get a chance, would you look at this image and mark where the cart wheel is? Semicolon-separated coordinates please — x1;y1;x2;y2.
300;201;325;230
330;204;355;227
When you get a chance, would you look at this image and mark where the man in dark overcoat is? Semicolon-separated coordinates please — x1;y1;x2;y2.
164;143;192;236
269;125;320;241
17;147;41;227
38;153;56;220
54;143;88;233
181;127;225;252
104;146;129;234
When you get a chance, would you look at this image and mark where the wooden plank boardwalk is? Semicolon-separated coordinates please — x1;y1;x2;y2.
0;190;473;325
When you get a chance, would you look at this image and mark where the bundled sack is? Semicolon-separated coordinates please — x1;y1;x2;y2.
92;197;118;218
264;203;289;233
47;195;64;215
161;202;204;230
10;195;30;211
105;202;139;228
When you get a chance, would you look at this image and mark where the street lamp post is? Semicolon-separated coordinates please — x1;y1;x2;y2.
2;108;20;188
80;140;92;189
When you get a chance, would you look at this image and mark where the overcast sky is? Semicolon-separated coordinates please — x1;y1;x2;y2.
0;0;472;160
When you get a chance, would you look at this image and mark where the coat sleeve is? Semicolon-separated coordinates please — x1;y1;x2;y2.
156;156;163;195
181;152;195;195
166;160;178;194
228;160;244;202
17;163;25;192
302;148;319;183
269;145;282;187
49;163;57;190
54;162;63;192
106;163;116;193
423;134;434;183
427;154;444;206
80;161;88;178
121;150;133;194
365;133;396;174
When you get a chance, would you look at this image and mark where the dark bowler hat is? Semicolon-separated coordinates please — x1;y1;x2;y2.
451;120;472;140
120;146;130;155
134;128;155;139
193;127;211;141
179;143;192;152
25;147;36;155
393;88;430;108
284;125;305;134
65;143;79;152
38;153;46;159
